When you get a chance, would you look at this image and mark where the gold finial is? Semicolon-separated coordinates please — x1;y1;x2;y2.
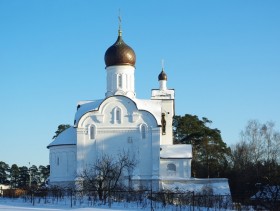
161;59;165;70
118;9;122;36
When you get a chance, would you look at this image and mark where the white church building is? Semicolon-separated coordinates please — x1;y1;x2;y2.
47;26;230;194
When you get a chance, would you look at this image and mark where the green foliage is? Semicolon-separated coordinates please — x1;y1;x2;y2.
0;162;50;189
173;114;231;178
0;161;9;184
9;164;19;188
18;166;29;188
52;124;71;139
39;165;50;184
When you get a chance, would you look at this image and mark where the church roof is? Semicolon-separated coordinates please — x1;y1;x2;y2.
160;145;192;159
104;30;136;67
74;99;103;126
47;127;76;148
133;98;162;124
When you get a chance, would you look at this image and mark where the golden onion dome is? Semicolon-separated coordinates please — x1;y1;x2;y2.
104;30;136;67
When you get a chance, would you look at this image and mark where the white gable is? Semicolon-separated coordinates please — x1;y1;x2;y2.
74;97;163;127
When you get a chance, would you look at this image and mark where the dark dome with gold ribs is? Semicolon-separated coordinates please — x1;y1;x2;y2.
104;31;136;67
158;69;167;81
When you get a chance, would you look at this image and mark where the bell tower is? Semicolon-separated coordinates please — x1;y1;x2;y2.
151;68;175;145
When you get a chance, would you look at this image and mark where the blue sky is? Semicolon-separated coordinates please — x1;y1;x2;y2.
0;0;279;167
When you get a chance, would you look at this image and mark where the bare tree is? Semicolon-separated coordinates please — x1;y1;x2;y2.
261;122;280;164
79;151;136;202
230;141;252;171
240;120;280;166
240;120;265;164
229;120;280;203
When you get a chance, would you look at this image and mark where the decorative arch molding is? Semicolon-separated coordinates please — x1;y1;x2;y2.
78;112;104;128
114;90;125;95
76;95;160;128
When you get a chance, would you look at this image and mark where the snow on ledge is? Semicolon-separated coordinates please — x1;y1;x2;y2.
160;144;192;159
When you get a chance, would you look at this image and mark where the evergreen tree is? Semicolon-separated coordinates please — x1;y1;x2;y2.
0;161;9;185
52;124;71;139
39;165;50;185
18;166;29;188
29;165;39;186
9;164;20;188
173;114;231;178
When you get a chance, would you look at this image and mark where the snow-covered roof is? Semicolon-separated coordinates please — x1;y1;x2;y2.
160;144;192;159
0;184;9;190
47;127;76;148
74;99;103;126
162;179;231;195
133;99;162;125
251;185;280;200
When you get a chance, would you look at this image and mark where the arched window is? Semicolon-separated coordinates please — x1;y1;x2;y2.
118;74;122;89
167;163;176;176
116;110;120;121
114;107;122;123
140;124;147;139
88;124;96;140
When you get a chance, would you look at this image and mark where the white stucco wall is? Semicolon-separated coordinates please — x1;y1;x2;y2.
49;145;76;184
76;96;161;180
160;99;174;145
160;158;192;179
105;65;135;98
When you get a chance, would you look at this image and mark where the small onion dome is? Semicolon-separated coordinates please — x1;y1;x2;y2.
158;69;167;81
104;31;136;67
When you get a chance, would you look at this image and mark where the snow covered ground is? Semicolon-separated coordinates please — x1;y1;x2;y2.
0;179;232;211
0;197;144;211
0;198;143;211
0;204;125;211
0;197;233;211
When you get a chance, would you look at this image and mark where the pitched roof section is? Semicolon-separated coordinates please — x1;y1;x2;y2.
74;99;104;126
133;98;162;125
47;127;76;148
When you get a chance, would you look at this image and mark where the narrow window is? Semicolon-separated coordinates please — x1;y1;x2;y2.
161;113;166;135
89;125;96;140
141;124;146;139
114;107;121;123
116;109;120;121
118;74;122;88
57;157;60;166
